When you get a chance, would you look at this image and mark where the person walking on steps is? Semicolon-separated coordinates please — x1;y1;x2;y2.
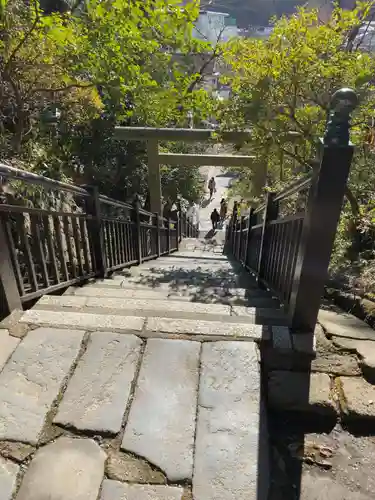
208;177;216;200
220;198;227;221
210;208;220;231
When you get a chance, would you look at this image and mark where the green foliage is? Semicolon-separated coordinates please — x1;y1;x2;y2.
220;1;375;290
0;0;214;203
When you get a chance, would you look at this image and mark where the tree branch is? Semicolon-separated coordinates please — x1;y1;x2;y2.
29;82;96;95
5;6;40;71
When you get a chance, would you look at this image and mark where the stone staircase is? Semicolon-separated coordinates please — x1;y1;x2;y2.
0;238;285;500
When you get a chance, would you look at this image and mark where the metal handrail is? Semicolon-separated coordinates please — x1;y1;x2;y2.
0;163;90;197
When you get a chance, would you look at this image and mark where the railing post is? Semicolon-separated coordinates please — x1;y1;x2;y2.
167;218;171;254
231;213;237;254
288;88;358;332
178;212;182;242
238;216;245;262
257;192;278;279
132;196;142;265
0;218;22;316
155;213;161;257
176;215;180;251
84;185;107;277
244;208;254;268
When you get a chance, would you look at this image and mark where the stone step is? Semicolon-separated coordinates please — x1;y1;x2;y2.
0;456;19;500
100;481;184;500
72;285;278;308
121;339;200;482
35;295;287;325
95;276;261;291
0;327;84;445
135;257;233;267
0;330;20;372
15;437;106;500
54;332;142;434
20;309;271;341
73;284;254;298
154;255;227;263
119;269;259;289
193;341;269;500
146;317;270;341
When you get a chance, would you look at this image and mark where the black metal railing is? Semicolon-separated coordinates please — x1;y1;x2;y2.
226;88;358;332
0;164;198;315
229;174;312;308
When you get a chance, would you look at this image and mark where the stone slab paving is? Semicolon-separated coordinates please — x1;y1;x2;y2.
100;480;183;500
121;339;200;482
84;296;232;316
146;317;269;341
268;371;337;417
55;333;142;434
16;437;106;500
193;341;268;500
21;309;145;332
0;327;83;445
318;309;375;341
338;377;375;419
37;295;233;317
0;329;20;371
75;287;171;300
74;285;275;307
0;456;19;500
0;309;29;339
38;295;88;308
332;336;375;381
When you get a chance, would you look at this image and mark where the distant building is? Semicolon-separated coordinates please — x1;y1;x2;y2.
193;10;239;45
248;26;273;40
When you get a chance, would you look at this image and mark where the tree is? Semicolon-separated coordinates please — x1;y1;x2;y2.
219;1;375;277
0;0;214;203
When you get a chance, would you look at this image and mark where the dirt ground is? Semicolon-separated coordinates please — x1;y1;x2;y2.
268;412;375;500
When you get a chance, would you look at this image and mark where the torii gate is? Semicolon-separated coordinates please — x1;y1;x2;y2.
114;127;255;215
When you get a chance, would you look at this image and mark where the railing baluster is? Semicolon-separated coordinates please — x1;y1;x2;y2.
43;215;60;284
258;193;278;280
0;215;22;313
79;218;91;274
31;214;50;288
17;213;38;292
63;216;76;279
106;221;114;269
118;222;126;265
4;215;24;296
72;216;84;276
53;215;69;282
167;219;171;254
132;198;142;265
84;185;106;277
155;213;161;257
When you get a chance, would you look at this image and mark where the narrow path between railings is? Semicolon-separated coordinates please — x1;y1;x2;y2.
0;237;284;500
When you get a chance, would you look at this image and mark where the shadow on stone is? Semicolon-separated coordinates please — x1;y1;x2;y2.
262;329;333;500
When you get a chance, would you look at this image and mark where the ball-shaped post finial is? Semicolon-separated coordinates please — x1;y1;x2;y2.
324;88;358;146
331;88;358;113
